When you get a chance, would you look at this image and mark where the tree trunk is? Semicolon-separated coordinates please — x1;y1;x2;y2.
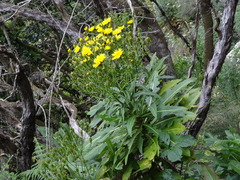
134;0;176;77
187;0;238;137
17;67;36;171
199;0;214;68
0;45;36;171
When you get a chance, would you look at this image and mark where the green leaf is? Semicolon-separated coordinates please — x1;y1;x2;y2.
144;124;159;136
229;160;240;175
168;147;182;162
106;138;115;155
137;159;152;171
158;131;170;145
173;135;195;147
161;78;195;104
149;103;158;124
84;143;106;160
127;116;137;137
182;88;201;108
201;165;220;180
159;79;182;95
165;122;186;134
125;130;141;165
88;101;106;117
182;148;191;157
122;163;133;180
144;142;158;161
138;135;144;154
95;165;108;180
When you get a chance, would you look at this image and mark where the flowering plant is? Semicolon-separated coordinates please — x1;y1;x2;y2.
69;12;148;98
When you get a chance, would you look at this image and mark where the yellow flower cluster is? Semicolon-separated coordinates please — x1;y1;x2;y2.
93;54;106;68
70;16;134;71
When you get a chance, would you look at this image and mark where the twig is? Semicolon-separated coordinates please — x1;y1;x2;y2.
150;0;191;50
188;2;200;78
3;0;31;22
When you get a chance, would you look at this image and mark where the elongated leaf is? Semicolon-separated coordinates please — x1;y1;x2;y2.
125;130;141;165
229;160;240;175
138;135;144;154
165;122;186;134
106;138;115;155
137;159;152;172
127;116;137;137
149;103;158;123
144;124;159;136
161;78;195;104
95;165;108;180
84;143;106;160
201;165;220;180
88;100;106;117
181;88;201;108
159;79;182;95
144;142;158;161
122;163;133;180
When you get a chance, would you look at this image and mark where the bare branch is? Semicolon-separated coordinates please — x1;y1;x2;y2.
0;2;83;41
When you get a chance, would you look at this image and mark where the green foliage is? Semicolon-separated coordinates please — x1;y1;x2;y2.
0;156;17;180
193;127;240;179
19;124;95;180
69;12;148;98
83;55;200;179
217;60;240;102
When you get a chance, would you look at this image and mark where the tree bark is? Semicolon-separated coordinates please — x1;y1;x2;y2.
187;0;238;137
0;2;82;41
199;0;214;68
133;0;177;76
16;67;36;171
0;133;18;155
0;45;36;171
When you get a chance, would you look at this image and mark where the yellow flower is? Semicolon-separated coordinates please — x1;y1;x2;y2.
93;63;100;68
105;46;111;50
97;26;104;33
93;54;106;68
96;33;103;39
89;26;95;32
112;28;122;35
112;48;123;60
87;40;94;45
115;35;121;40
106;39;111;44
85;36;89;41
118;25;124;30
79;38;83;41
81;46;93;56
74;46;80;53
67;48;71;53
84;26;88;31
94;54;106;63
83;59;87;62
101;17;111;25
127;20;134;24
103;28;113;35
